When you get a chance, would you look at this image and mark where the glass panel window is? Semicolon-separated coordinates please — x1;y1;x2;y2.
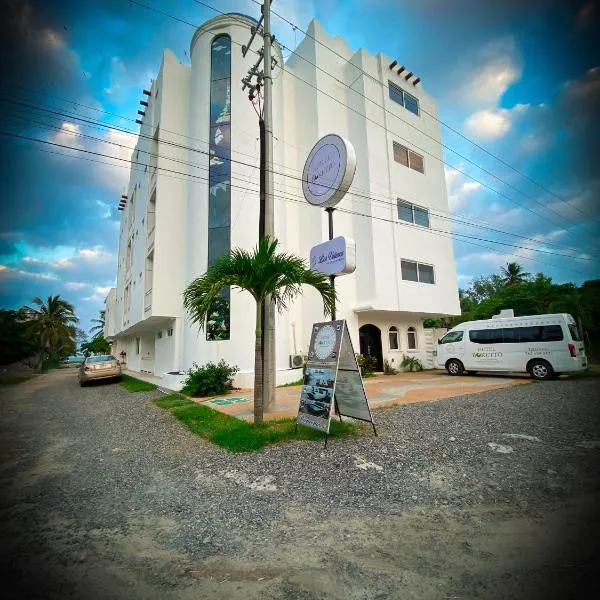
418;263;435;284
568;324;581;341
208;34;232;340
397;200;413;223
518;326;540;343
389;327;399;350
393;142;409;166
408;150;424;173
502;328;518;343
540;325;563;342
413;206;430;227
403;92;419;115
440;331;463;344
388;82;404;106
407;327;417;350
401;259;418;282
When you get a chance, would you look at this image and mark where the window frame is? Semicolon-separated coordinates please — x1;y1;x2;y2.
388;81;420;116
393;142;425;174
388;326;400;351
407;326;418;350
397;199;430;228
401;259;436;284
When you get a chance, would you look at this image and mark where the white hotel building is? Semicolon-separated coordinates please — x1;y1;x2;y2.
105;13;460;387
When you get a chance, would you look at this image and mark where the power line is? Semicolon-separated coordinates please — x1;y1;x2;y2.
121;0;600;249
12;83;588;253
4;100;591;258
2;127;596;274
258;0;597;222
4;134;594;279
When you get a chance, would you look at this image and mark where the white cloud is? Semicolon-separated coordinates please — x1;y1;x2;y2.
454;37;521;108
64;281;89;291
464;108;511;140
0;265;60;281
445;167;482;210
83;285;113;302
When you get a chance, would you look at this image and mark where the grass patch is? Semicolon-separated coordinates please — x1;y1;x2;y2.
153;393;365;452
0;373;39;386
277;377;304;388
120;374;157;392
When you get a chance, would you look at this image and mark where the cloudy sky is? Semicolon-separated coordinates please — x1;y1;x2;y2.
0;0;599;333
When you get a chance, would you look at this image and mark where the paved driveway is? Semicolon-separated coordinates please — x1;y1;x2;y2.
1;368;599;599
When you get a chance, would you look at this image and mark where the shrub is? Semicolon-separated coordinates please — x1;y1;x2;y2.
356;354;377;377
181;360;239;397
400;355;423;372
383;358;398;375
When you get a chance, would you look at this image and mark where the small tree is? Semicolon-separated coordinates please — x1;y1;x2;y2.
183;237;336;424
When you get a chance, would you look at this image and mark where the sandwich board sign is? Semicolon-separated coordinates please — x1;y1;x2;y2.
296;320;376;446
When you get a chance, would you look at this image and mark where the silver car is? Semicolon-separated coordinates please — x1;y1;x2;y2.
78;355;122;387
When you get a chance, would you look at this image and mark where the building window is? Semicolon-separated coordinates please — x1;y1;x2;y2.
388;82;420;116
407;327;417;350
397;200;430;227
388;326;399;350
135;337;140;355
401;259;435;284
207;34;232;341
157;331;162;339
393;142;424;173
167;328;173;337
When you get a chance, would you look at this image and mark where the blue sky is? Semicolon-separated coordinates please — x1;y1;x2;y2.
1;0;599;333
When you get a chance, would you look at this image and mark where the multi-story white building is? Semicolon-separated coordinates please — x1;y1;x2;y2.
106;13;460;387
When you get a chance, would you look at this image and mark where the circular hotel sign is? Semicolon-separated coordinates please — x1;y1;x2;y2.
302;134;356;208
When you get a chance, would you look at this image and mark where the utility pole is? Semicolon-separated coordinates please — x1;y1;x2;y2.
242;1;277;415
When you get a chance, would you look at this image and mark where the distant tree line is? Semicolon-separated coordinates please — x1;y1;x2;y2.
424;262;600;357
0;296;112;367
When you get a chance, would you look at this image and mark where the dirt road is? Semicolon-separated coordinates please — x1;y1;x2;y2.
1;368;599;599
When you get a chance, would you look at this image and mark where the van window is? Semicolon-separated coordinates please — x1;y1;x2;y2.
440;331;463;344
568;324;582;341
469;325;564;344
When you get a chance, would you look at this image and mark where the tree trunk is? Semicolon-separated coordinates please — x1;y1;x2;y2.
253;300;264;425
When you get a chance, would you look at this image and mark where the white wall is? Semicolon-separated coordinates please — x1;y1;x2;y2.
111;14;461;383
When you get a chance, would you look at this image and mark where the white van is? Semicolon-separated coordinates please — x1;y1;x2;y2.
436;312;587;380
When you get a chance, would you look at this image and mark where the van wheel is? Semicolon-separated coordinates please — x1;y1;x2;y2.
529;359;553;381
447;359;464;376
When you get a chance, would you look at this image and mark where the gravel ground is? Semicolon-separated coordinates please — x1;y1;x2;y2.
1;368;599;599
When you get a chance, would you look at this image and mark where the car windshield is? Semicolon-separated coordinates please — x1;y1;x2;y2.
87;356;116;363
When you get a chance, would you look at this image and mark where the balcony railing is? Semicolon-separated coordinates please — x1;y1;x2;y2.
144;289;152;312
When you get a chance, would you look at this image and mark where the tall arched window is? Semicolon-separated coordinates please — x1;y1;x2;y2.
388;326;399;350
407;326;417;350
207;34;232;340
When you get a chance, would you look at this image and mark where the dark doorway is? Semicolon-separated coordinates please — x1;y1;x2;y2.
359;324;383;372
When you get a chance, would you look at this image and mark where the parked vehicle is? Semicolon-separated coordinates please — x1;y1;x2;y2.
436;312;587;380
78;355;122;386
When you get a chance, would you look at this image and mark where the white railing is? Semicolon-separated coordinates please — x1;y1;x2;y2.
144;289;152;312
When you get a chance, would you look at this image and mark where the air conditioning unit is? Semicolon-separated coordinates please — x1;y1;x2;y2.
289;354;305;369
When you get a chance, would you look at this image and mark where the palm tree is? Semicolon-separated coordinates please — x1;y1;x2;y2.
89;309;106;339
24;295;79;368
500;262;530;286
183;237;336;424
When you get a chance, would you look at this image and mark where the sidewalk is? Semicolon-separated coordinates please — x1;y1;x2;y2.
195;370;530;422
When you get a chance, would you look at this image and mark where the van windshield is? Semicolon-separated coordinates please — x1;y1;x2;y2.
568;324;582;341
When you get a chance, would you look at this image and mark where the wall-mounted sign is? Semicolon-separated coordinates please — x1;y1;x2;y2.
296;320;376;442
302;134;356;208
310;236;356;276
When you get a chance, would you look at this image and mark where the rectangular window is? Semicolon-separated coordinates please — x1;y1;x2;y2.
440;331;464;344
388;82;420;116
167;328;173;337
393;142;424;173
389;329;399;350
400;259;418;282
135;337;140;355
157;331;162;339
401;259;435;284
418;263;435;284
469;325;565;344
568;324;581;341
397;200;430;227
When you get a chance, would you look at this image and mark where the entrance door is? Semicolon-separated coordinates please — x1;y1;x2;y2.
359;324;383;372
